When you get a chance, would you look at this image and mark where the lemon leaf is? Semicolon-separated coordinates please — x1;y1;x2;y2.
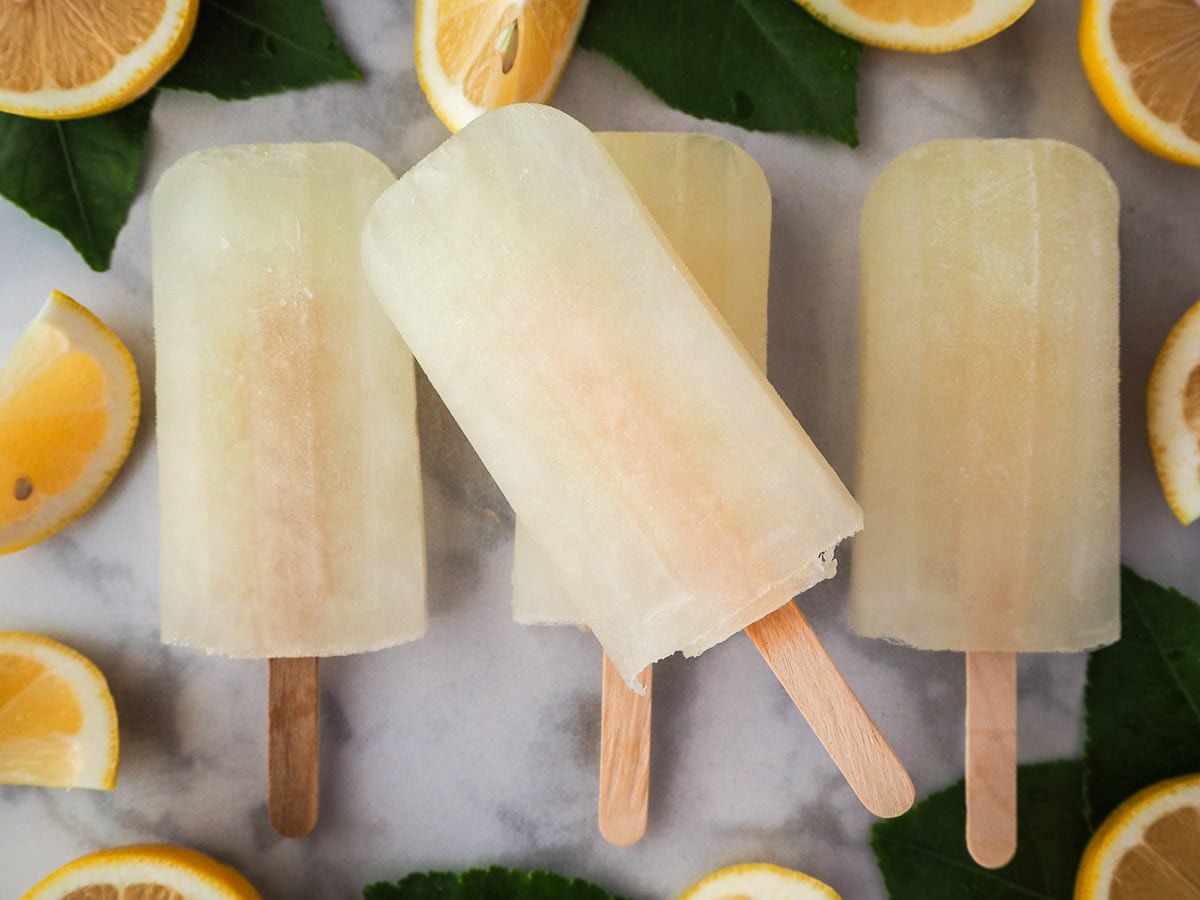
0;94;155;271
1083;566;1200;829
160;0;361;99
871;760;1090;899
363;866;627;900
579;0;861;143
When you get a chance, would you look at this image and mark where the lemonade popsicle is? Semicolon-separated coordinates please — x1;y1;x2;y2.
153;142;426;835
851;139;1120;864
362;104;912;817
511;130;770;844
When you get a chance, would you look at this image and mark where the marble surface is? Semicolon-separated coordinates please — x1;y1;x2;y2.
1;0;1199;897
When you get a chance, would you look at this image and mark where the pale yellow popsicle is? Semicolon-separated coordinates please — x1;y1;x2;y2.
154;143;427;659
511;130;771;627
362;104;862;684
851;139;1120;652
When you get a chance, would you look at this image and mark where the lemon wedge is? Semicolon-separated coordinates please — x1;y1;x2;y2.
21;845;262;900
0;632;118;790
416;0;589;132
0;291;140;555
1080;0;1200;167
680;862;842;900
1075;773;1200;899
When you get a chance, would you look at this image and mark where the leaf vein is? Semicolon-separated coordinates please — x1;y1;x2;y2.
52;122;95;260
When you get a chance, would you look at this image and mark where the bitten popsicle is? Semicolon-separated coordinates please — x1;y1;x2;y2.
363;103;913;818
153;143;427;837
851;139;1120;865
512;130;771;844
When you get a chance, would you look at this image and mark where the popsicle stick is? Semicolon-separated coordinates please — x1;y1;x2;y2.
745;602;914;818
269;657;320;838
966;650;1017;868
598;656;652;846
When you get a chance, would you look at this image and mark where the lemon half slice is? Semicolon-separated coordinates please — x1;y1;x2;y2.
416;0;588;132
0;632;118;790
0;0;198;120
791;0;1034;52
1147;297;1200;524
21;845;262;900
1075;774;1200;899
1080;0;1200;167
680;862;842;900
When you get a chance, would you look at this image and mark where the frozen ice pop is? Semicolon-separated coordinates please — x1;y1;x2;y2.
511;130;771;844
362;103;913;817
153;142;426;835
851;139;1120;864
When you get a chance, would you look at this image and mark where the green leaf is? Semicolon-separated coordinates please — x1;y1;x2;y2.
0;93;156;271
161;0;361;100
363;866;628;900
1083;566;1200;828
579;0;861;143
871;760;1090;900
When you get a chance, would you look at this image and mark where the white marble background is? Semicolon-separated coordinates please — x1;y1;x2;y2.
1;0;1198;897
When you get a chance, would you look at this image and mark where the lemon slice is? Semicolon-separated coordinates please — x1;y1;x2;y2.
0;632;118;790
791;0;1034;52
0;291;140;555
0;0;198;120
415;0;589;132
1147;297;1200;524
1080;0;1200;167
680;863;842;900
1075;774;1200;899
21;844;262;900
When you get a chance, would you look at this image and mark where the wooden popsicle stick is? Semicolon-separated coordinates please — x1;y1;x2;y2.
269;657;320;838
745;602;914;818
965;650;1017;868
598;655;652;846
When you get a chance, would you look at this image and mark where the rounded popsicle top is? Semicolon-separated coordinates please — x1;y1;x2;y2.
864;138;1119;224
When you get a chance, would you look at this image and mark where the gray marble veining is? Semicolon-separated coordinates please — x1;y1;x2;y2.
1;0;1198;896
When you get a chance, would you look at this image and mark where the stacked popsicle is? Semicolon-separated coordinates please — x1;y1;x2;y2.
363;103;913;818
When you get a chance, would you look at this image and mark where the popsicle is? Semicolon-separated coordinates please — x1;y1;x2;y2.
851;139;1120;865
153;142;426;837
363;103;913;818
511;130;771;844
